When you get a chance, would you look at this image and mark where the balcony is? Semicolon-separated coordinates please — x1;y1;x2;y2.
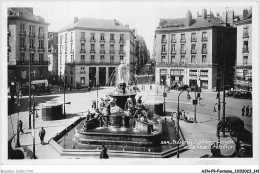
161;39;167;43
180;39;186;43
38;33;44;39
70;50;74;54
38;47;45;52
191;49;197;54
80;71;86;74
80;49;86;53
90;39;96;43
242;47;249;53
109;39;115;43
191;38;197;42
119;40;125;43
29;47;35;52
171;39;177;43
80;38;86;42
100;50;106;54
100;39;105;43
16;60;49;65
20;46;26;51
29;32;36;38
119;50;125;54
90;50;96;54
109;50;115;54
201;49;207;54
180;50;186;54
20;31;26;36
171;50;176;54
243;32;249;39
202;37;208;42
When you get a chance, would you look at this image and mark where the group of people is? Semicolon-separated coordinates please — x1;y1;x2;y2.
241;105;252;116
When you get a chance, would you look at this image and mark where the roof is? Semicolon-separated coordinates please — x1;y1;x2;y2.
59;17;131;33
189;17;224;28
8;8;49;25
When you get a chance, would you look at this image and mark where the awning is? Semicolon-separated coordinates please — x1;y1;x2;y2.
31;79;48;86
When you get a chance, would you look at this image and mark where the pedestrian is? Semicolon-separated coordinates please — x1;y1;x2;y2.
241;106;245;116
39;127;46;145
100;145;109;159
216;92;220;100
246;105;250;116
18;120;24;133
250;107;252;116
197;92;201;100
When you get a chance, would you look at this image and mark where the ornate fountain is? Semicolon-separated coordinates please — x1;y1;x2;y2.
74;61;162;147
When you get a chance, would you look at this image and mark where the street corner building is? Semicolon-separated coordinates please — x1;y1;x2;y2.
8;8;50;88
152;9;237;90
58;17;138;88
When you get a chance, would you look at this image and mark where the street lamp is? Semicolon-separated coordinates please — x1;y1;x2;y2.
163;78;166;116
15;83;22;148
187;86;198;123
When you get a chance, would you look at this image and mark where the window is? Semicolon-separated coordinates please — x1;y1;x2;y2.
39;53;43;62
191;55;196;63
202;32;207;39
243;27;249;38
29;39;34;48
65;33;67;43
100;55;104;60
101;44;105;50
20;53;25;61
120;55;124;60
70;32;73;41
20;23;25;31
202;44;207;50
60;45;63;53
120;34;124;41
60;55;62;64
181;55;185;63
100;33;105;41
110;55;114;61
161;45;166;53
243;41;248;52
171;55;175;63
110;34;114;41
200;70;208;76
20;38;25;47
39;27;44;34
60;35;63;44
81;43;85;51
80;77;85;84
91;33;95;40
65;44;67;53
243;56;248;65
81;32;85;39
39;40;44;49
71;55;74;62
81;55;85;61
120;44;124;51
91;55;95;60
189;70;197;76
191;44;196;50
110;44;114;51
243;70;248;80
181;34;185;40
161;56;166;63
81;67;85;71
202;55;207;64
30;53;34;62
191;33;196;41
29;25;35;33
161;35;166;42
181;44;185;51
65;55;67;63
91;44;95;51
171;34;176;42
71;43;73;52
171;44;176;53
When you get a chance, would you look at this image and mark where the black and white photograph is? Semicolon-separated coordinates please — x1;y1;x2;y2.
1;0;259;173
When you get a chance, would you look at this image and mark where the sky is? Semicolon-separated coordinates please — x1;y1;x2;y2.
4;1;252;57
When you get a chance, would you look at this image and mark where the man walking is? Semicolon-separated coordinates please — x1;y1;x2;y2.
18;120;24;133
241;106;245;116
39;127;46;145
246;105;250;116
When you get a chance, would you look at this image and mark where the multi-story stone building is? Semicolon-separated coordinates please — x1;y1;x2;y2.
153;9;237;90
8;8;49;87
58;17;136;87
234;9;252;91
48;32;59;84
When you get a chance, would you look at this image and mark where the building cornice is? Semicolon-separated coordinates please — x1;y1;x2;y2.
59;27;133;34
8;15;49;25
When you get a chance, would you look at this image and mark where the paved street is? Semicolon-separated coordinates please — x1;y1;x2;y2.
8;84;252;158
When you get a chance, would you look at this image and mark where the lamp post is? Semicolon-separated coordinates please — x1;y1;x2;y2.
63;77;66;118
187;86;198;123
28;56;32;129
15;83;21;148
177;90;184;158
163;78;166;116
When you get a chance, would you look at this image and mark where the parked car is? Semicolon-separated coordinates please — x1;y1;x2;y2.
225;90;236;97
177;85;189;91
170;83;179;90
233;91;252;99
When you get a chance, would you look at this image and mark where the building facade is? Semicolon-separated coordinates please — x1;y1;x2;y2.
48;32;59;84
153;9;237;90
8;8;49;87
234;9;252;91
58;17;136;87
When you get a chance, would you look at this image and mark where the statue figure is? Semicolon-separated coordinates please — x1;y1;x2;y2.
117;61;128;83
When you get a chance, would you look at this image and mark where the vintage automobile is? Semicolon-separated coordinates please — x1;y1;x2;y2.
233;91;252;99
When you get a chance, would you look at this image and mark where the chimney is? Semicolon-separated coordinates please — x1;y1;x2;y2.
227;10;234;26
202;9;207;20
243;9;248;20
186;10;192;26
74;16;79;24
